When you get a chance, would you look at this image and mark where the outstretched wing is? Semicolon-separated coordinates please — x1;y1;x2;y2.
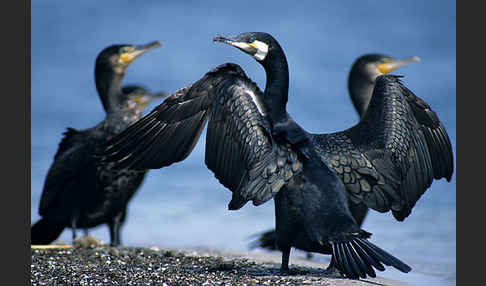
103;63;303;209
102;83;210;170
39;128;94;215
313;75;453;221
403;83;453;181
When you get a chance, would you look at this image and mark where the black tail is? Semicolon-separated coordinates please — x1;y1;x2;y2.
248;229;278;250
331;237;411;279
31;218;65;245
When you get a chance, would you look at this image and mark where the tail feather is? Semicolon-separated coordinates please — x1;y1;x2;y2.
343;243;367;279
348;242;376;278
331;242;344;274
350;240;383;271
31;218;65;245
331;236;411;279
248;230;278;250
338;243;357;279
356;238;411;272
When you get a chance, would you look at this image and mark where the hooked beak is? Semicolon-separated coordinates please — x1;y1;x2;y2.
377;56;421;74
213;35;257;54
121;40;163;65
213;35;233;44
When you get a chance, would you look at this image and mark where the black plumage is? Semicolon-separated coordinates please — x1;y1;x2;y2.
31;41;164;246
102;32;453;279
252;53;425;250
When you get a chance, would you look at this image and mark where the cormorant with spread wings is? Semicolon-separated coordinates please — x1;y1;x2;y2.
103;32;453;279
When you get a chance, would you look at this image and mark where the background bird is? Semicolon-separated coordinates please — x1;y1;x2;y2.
102;32;452;279
31;41;164;247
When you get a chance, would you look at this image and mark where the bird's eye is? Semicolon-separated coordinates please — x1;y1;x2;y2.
120;48;128;54
248;37;255;43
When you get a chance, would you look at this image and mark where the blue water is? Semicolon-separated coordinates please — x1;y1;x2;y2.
31;1;456;285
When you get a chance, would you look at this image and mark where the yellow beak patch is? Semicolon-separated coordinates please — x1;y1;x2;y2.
120;53;135;65
377;63;393;74
249;42;258;49
377;56;421;74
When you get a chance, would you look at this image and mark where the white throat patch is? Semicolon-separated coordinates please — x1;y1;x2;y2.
252;40;269;61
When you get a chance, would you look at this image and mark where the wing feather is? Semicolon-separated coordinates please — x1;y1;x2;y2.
404;86;454;181
102;63;303;208
313;75;454;221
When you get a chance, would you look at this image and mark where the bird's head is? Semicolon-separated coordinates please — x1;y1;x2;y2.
95;41;163;74
351;54;421;82
94;41;163;113
213;32;278;63
348;53;420;117
122;85;167;110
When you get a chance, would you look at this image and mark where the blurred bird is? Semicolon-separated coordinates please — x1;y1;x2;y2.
250;53;422;252
31;41;165;247
102;32;453;279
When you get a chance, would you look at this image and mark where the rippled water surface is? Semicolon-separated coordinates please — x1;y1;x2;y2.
31;1;456;285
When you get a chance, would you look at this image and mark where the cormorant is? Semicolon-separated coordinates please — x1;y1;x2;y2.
102;32;453;279
122;84;168;109
251;53;422;251
31;41;164;247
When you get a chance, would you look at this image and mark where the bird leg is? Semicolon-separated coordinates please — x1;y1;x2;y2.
71;218;78;241
280;247;291;274
109;213;123;247
324;257;342;276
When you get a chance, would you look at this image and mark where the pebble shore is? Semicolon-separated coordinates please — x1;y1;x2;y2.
31;239;409;286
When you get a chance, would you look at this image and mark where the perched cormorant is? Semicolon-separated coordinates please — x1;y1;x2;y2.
122;84;168;109
31;41;164;247
252;53;422;251
102;32;453;279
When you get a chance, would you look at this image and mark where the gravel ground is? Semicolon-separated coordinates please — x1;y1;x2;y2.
31;239;409;286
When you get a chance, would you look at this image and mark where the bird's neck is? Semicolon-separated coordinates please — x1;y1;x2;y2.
356;83;374;119
95;69;125;115
263;49;289;124
348;72;375;119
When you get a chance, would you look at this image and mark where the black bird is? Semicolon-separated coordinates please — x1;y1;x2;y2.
121;84;168;108
31;41;164;247
102;32;453;279
252;53;422;251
